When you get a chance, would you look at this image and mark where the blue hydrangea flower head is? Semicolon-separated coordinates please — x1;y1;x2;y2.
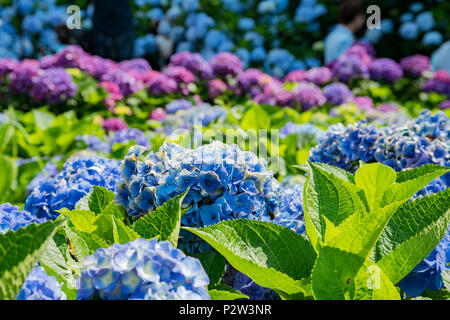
17;266;67;300
116;141;281;229
0;203;46;234
310;110;449;183
422;31;443;46
109;128;150;151
415;11;435;32
398;228;449;297
77;238;210;300
165;99;194;114
399;22;419;40
76;134;109;153
274;184;305;234
24;156;121;220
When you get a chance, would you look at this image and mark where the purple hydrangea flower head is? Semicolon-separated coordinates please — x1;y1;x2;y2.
291;83;326;110
102;117;128;133
8;59;40;93
237;68;264;95
284;70;306;83
332;54;370;83
89;56;119;80
163;66;195;84
0;58;18;77
150;108;167;121
422;70;450;96
100;69;142;96
99;81;123;111
439;100;450;110
369;58;404;83
400;55;431;77
24;156;121;220
353;96;374;111
170;51;212;79
43;45;94;73
30;68;77;104
147;73;178;95
77;238;210;300
323;82;353;106
377;103;399;113
207;79;227;99
165;99;194;114
305;67;333;86
210;52;243;77
350;41;376;59
254;82;292;107
109;128;150;150
119;58;152;75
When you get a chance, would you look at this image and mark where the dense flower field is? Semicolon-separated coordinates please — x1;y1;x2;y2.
1;0;450;75
0;3;450;302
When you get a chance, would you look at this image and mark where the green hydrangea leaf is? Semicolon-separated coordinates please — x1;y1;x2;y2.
304;162;367;250
311;246;400;300
395;164;450;183
0;218;65;300
240;104;270;131
60;209;139;245
354;163;397;211
208;284;249;300
184;219;317;295
325;201;404;260
276;277;314;300
381;166;450;206
375;189;450;261
353;260;400;300
88;186;126;220
312;246;361;300
93;215;139;244
376;203;450;284
132;190;188;248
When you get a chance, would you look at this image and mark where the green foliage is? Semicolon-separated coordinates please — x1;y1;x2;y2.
0;218;65;300
183;162;449;300
304;162;450;300
132;190;188;247
184;219;317;296
208;284;249;300
240;104;270;131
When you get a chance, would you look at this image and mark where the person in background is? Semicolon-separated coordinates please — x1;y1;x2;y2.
431;41;450;74
324;0;366;64
58;0;135;61
86;0;135;61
